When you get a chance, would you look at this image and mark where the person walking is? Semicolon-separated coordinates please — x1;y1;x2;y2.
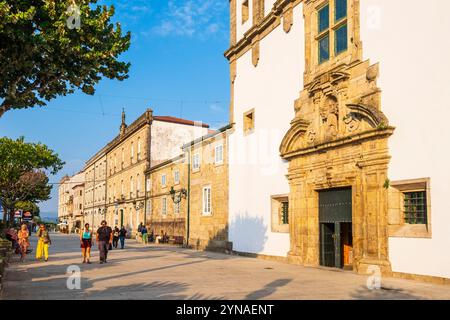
141;225;148;244
18;224;30;262
136;222;143;243
80;223;93;264
96;220;113;264
36;224;52;262
119;226;127;249
113;226;120;249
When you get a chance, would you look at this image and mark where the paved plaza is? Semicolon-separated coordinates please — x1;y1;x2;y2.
1;233;449;300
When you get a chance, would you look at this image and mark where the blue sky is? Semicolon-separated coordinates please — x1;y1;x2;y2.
0;0;231;216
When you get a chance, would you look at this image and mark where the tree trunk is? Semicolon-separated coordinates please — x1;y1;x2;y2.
8;208;15;227
2;205;7;223
0;105;8;118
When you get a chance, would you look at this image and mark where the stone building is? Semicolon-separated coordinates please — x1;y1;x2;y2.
104;109;209;236
145;125;232;250
72;181;85;231
225;0;450;282
57;175;71;227
146;154;187;240
83;148;107;232
182;125;232;251
57;172;85;232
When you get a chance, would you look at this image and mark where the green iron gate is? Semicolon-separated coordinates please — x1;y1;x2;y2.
319;188;352;268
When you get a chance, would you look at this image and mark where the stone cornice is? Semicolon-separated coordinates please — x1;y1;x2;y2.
224;0;302;60
281;127;395;160
105;109;153;155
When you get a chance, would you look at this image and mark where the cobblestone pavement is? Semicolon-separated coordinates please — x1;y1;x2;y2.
1;233;449;300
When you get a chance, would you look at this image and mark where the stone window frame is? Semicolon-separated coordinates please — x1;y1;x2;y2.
174;169;180;185
161;197;168;216
241;0;249;25
161;174;167;189
315;0;348;65
243;108;255;136
131;142;134;163
202;185;212;216
214;143;224;166
303;0;360;84
192;152;201;172
271;194;289;233
388;178;432;239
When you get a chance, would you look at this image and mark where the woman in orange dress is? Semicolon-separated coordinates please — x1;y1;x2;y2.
18;224;30;262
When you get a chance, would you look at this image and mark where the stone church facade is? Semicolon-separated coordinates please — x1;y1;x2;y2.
226;0;450;282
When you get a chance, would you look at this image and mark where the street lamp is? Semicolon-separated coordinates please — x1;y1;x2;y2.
169;186;187;242
169;186;187;204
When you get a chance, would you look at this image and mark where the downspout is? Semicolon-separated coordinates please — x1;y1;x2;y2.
186;148;191;247
145;108;153;228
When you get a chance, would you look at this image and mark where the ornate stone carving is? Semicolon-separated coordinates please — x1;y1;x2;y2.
343;113;360;132
280;44;395;275
320;95;339;141
306;129;316;144
346;103;389;128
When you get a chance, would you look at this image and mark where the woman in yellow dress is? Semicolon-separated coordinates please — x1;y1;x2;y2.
36;224;52;262
17;224;30;262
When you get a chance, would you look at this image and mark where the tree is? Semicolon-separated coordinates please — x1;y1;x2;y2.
0;137;64;224
15;200;41;217
0;0;131;117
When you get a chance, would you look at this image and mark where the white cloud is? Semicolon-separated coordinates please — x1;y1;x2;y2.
151;0;227;39
209;103;225;113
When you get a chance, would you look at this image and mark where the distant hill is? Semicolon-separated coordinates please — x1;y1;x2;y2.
40;216;58;223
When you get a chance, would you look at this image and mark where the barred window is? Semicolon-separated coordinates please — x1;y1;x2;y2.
281;201;289;225
404;191;427;224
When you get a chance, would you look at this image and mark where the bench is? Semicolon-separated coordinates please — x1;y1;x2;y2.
168;236;184;245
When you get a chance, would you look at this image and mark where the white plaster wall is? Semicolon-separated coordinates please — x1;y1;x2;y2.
264;0;277;16
229;4;304;256
236;0;254;40
361;0;450;278
151;120;208;165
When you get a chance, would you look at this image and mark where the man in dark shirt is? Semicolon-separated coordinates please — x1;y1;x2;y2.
96;220;113;264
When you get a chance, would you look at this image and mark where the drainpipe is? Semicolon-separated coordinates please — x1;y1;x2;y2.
186;148;191;247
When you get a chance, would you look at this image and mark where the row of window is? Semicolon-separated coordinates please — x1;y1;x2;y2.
192;144;224;171
86;160;107;183
161;169;180;188
109;138;142;176
270;189;427;233
158;185;212;216
109;174;145;202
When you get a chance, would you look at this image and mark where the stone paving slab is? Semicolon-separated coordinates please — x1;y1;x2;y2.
1;234;449;300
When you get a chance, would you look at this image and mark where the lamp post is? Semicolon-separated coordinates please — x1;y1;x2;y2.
133;200;144;233
169;186;187;241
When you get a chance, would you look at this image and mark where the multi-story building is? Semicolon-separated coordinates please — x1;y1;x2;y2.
105;109;209;236
57;172;84;232
182;125;231;251
145;125;232;250
57;175;71;226
146;154;187;240
72;181;85;231
83;148;107;232
225;0;450;282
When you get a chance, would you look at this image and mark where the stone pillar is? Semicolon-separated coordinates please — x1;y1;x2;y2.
287;171;304;265
354;149;392;276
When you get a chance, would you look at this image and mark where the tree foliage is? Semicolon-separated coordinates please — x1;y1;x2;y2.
15;200;41;216
0;0;131;117
0;136;64;223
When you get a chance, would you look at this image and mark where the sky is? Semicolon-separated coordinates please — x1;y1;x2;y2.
0;0;231;217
